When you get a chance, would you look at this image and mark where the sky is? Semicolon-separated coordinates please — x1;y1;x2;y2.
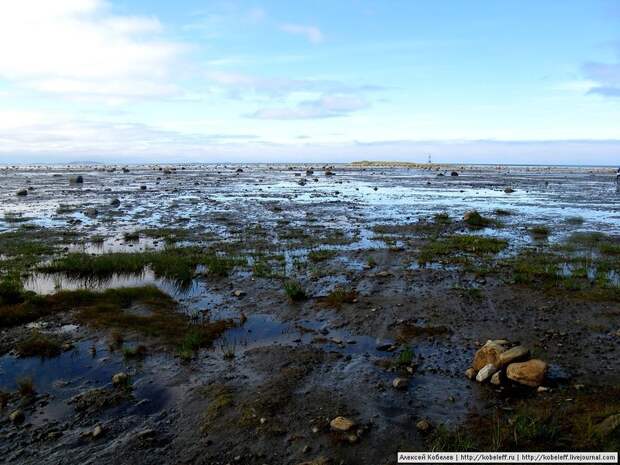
0;0;619;165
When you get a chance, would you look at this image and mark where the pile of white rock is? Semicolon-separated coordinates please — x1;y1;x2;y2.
465;340;548;388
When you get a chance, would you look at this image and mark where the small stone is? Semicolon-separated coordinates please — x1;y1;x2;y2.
110;198;121;207
464;367;476;380
329;416;355;432
392;377;408;390
92;425;104;438
498;345;530;367
9;409;24;424
112;372;129;387
490;371;502;385
476;363;498;383
506;359;547;387
416;419;432;433
537;386;550;393
504;187;515;193
69;175;84;184
16;189;28;196
233;290;246;298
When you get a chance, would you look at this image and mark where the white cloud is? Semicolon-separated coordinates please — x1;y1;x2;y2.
249;94;368;119
0;0;185;101
280;23;324;44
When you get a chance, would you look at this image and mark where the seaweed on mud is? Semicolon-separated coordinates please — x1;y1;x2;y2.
419;235;508;264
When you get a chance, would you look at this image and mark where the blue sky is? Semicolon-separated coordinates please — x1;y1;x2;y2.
0;0;619;164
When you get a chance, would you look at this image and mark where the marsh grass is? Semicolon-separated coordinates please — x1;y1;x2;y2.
463;211;500;229
566;216;585;225
419;235;508;264
308;249;337;262
40;248;246;285
392;347;414;368
16;377;35;398
122;345;147;359
432;388;620;452
324;287;357;308
284;280;307;302
16;330;63;358
529;225;551;239
201;383;234;433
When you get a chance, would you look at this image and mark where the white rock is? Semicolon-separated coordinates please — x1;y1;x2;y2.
476;363;498;383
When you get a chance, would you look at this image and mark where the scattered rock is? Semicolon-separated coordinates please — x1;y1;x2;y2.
416;419;432;433
233;290;246;298
472;340;506;370
490;371;502;385
112;372;129;387
498;345;530;367
392;377;408;389
9;409;24;424
464;367;476;380
330;416;355;432
110;198;121;207
92;425;104;438
69;175;84;184
476;363;498;383
450;171;459;177
506;359;547;387
504;187;515;193
16;189;28;196
84;208;98;218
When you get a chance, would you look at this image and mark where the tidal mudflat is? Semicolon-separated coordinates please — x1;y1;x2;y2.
1;163;619;464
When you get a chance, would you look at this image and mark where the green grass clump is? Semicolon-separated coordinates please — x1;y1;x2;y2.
308;249;337;262
428;425;477;452
393;347;414;368
494;209;512;216
529;225;551;238
16;377;35;398
284;280;307;302
201;383;234;433
0;274;26;305
566;216;585;225
16;330;63;358
433;212;451;224
123;232;140;241
419;235;508;264
463;210;497;229
122;345;147;359
324;287;357;308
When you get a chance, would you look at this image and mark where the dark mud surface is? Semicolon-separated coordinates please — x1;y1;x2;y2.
1;163;619;464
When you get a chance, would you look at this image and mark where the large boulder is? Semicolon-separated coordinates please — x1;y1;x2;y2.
498;345;530;367
506;359;547;387
473;340;506;370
